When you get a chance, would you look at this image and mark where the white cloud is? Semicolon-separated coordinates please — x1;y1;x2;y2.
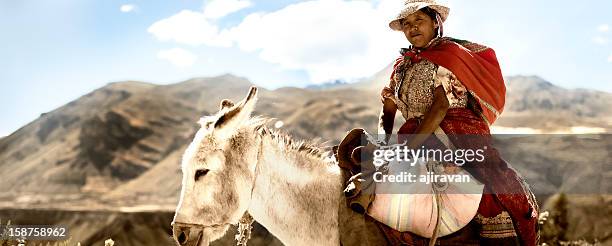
593;36;608;45
147;0;407;83
148;10;231;46
608;54;612;63
120;4;136;13
203;0;252;19
598;24;609;33
225;0;405;82
157;48;198;68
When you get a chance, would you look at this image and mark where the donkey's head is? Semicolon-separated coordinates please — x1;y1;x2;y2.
172;87;261;246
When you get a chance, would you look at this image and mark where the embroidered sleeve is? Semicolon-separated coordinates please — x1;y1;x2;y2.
433;66;468;107
381;57;404;103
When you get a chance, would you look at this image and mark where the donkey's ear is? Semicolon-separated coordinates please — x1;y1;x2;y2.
213;87;258;138
219;99;234;110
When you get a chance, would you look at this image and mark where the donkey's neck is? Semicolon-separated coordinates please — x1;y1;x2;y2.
248;134;343;246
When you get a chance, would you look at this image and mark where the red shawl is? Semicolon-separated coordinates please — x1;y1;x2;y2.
402;38;506;125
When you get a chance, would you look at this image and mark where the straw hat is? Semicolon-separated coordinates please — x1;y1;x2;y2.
388;0;450;31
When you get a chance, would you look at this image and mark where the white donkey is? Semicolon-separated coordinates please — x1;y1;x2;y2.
172;87;387;246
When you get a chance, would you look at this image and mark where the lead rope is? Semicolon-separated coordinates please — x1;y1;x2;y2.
428;127;456;246
235;135;264;246
428;160;442;246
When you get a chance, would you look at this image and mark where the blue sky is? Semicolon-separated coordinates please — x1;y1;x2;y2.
1;0;611;136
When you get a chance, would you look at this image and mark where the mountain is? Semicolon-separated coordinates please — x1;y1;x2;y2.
305;79;349;90
1;71;611;244
0;75;256;197
499;76;612;131
1;73;610;199
337;67;612;132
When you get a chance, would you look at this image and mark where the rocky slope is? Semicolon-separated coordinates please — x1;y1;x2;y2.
499;76;612;131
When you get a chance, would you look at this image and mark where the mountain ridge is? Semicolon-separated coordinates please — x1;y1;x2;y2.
1;71;609;196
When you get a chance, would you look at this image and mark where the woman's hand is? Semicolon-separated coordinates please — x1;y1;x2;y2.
379;97;397;143
407;86;449;149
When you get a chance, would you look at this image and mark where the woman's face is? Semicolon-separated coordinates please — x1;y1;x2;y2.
401;10;438;48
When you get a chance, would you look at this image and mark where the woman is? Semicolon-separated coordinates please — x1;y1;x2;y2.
377;0;539;245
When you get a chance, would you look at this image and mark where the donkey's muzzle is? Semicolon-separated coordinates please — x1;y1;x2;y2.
172;223;209;246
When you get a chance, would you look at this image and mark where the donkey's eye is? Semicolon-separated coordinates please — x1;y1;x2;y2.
195;169;210;181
